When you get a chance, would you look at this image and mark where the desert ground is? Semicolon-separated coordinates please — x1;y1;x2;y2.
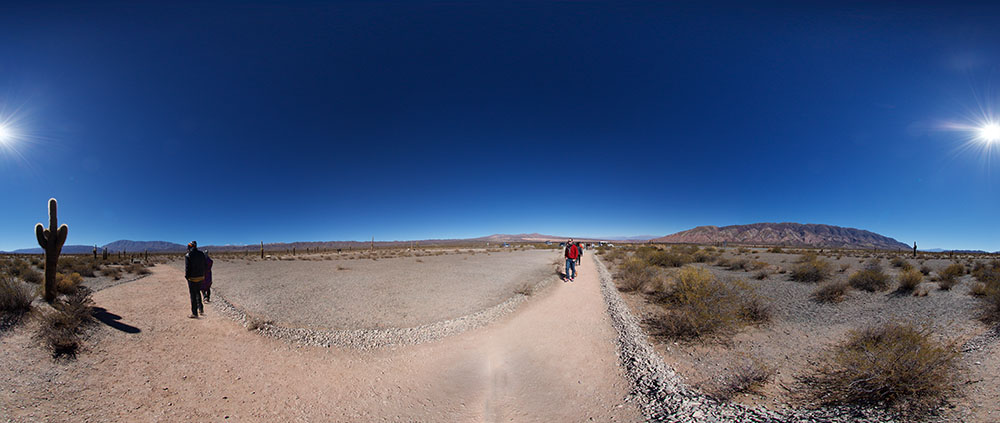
601;246;1000;422
1;249;641;422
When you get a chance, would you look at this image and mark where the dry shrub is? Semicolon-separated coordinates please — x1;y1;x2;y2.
1;277;36;325
919;265;932;276
692;249;714;263
838;263;851;273
970;282;988;297
813;281;850;303
753;270;770;280
790;254;832;282
125;263;151;275
897;268;924;292
616;258;658;292
705;360;774;401
801;322;958;413
102;266;123;280
849;262;891;292
937;264;965;290
727;258;749;271
3;259;43;284
645;267;769;340
890;257;907;268
767;246;784;253
55;272;83;295
38;287;95;358
514;282;534;296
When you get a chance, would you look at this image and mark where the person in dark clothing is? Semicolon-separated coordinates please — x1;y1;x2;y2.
201;253;214;303
575;242;583;266
184;241;208;318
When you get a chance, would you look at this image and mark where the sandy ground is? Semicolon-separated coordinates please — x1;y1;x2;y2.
610;249;999;421
193;250;554;329
1;255;640;422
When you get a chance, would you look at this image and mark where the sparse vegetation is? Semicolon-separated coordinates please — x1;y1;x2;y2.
938;264;965;290
37;287;95;358
896;268;923;292
615;258;658;292
812;281;850;303
645;266;769;340
790;254;832;282
55;272;83;295
705;360;774;401
1;277;36;326
801;322;958;414
848;261;891;292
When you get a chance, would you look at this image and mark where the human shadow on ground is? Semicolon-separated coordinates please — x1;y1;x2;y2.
92;307;141;334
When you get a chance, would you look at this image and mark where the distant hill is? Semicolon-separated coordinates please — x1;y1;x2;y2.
10;245;95;254
103;240;187;253
652;223;910;250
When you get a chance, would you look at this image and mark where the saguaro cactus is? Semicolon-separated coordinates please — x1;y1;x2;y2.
35;198;68;303
260;241;264;259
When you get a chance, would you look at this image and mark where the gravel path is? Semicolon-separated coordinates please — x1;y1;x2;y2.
201;250;554;330
2;253;641;422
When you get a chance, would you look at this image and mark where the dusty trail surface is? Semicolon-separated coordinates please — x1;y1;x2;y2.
2;256;640;422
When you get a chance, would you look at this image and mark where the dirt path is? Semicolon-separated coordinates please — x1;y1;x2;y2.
2;255;640;422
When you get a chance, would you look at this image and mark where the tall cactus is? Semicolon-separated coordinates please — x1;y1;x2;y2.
35;198;68;303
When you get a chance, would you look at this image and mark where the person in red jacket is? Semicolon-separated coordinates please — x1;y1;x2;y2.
564;239;580;281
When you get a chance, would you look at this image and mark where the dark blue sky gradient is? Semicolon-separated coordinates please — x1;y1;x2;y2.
1;1;999;250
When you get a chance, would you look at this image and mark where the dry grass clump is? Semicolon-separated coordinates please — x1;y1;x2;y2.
767;246;784;253
57;257;101;278
848;261;891;292
889;256;909;269
971;260;1000;323
616;258;658;292
919;265;932;276
645;266;770;340
514;282;534;296
937;264;965;290
801;322;958;413
752;269;770;280
102;266;123;280
812;281;850;303
2;259;43;284
125;263;151;275
838;263;851;273
704;360;774;401
55;272;84;295
1;277;36;326
38;287;95;358
726;258;749;271
790;254;832;282
896;268;924;293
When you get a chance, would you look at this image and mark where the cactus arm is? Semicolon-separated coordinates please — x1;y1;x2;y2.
36;223;47;248
48;198;58;230
56;224;68;251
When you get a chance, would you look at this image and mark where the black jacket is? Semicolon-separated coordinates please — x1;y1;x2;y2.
185;248;207;279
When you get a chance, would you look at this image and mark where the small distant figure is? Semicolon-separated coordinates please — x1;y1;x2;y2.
575;242;583;266
201;252;214;303
564;239;580;282
185;241;208;318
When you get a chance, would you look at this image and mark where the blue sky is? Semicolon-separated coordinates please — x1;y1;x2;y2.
1;1;999;251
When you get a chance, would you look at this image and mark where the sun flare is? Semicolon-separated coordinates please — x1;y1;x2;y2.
980;122;1000;143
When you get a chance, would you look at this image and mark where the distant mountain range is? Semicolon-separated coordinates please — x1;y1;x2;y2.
652;223;911;250
7;225;989;254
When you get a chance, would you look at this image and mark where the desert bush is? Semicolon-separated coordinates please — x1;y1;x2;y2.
646;267;768;340
616;258;658;292
970;282;988;297
55;272;84;295
812;281;850;303
514;282;534;296
125;263;151;275
727;258;749;271
938;264;965;290
715;256;732;268
767;247;784;253
972;260;1000;286
849;261;892;292
645;250;692;268
801;322;958;413
1;277;35;323
790;254;832;282
705;360;774;401
838;263;851;273
890;257;907;268
753;270;770;280
102;266;123;280
919;265;931;276
897;268;924;292
38;287;95;358
4;259;43;284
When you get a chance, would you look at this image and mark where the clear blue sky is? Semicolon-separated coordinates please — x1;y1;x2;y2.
1;1;999;251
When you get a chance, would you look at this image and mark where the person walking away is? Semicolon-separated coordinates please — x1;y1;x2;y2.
575;242;583;266
185;241;208;318
564;239;580;281
201;252;214;303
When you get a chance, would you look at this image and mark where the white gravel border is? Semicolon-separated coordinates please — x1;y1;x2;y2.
593;255;902;423
211;274;558;351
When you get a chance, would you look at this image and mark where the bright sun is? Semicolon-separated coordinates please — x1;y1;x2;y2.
980;122;1000;143
0;124;11;144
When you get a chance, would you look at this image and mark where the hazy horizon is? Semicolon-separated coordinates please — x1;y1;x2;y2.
2;2;1000;251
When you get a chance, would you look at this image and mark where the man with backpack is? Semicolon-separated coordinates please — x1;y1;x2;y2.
564;239;580;282
185;241;208;318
